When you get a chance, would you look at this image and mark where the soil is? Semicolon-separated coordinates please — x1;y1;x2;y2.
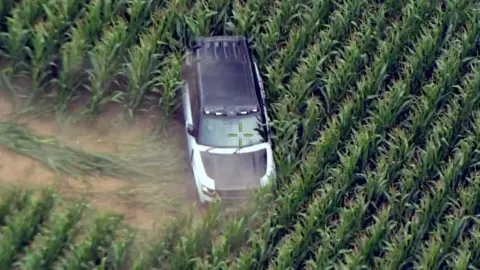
0;88;199;231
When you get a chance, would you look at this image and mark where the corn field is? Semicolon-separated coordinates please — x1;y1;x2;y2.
1;0;480;269
0;187;133;270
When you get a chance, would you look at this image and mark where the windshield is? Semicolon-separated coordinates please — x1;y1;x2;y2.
197;114;267;148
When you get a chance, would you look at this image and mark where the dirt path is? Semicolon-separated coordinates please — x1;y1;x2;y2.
0;91;197;230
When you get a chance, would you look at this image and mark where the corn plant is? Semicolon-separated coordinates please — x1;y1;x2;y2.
341;24;480;268
153;0;209;51
341;59;480;268
266;0;370;102
23;21;52;98
320;0;412;113
55;25;88;112
98;226;134;270
82;19;128;116
0;0;58;73
230;1;439;268
120;25;161;118
0;0;16;31
205;0;234;35
379;114;480;268
154;0;190;52
20;0;88;102
280;8;466;268
413;214;470;269
0;188;56;270
16;200;86;270
84;0;177;117
168;201;223;269
327;205;394;269
253;0;311;66
448;237;474;270
452;176;480;267
467;225;480;267
458;178;480;218
358;61;480;267
225;0;275;38
60;214;123;270
119;1;188;117
132;214;192;269
82;0;125;47
377;139;476;268
0;10;29;73
272;0;405;179
0;188;30;226
182;0;234;44
124;0;155;44
182;0;217;47
276;189;369;270
153;52;184;118
390;19;480;222
54;0;123;112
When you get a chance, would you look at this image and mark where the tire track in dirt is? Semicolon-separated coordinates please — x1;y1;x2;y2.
0;90;198;230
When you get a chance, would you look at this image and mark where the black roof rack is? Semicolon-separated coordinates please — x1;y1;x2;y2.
192;36;249;63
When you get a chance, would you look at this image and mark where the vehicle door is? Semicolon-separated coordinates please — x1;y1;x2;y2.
184;64;200;166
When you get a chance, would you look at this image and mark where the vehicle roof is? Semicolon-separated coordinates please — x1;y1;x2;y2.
189;36;259;116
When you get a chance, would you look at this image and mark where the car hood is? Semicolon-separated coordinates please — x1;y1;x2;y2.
200;149;267;190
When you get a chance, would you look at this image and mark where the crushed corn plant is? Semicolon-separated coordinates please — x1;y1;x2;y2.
0;0;480;268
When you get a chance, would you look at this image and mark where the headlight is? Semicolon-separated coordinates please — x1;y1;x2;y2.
201;185;215;195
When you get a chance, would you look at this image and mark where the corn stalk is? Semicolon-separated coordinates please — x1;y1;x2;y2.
21;0;88;104
82;19;128;116
0;0;17;32
255;0;312;66
450;176;480;267
59;214;123;270
167;201;223;269
265;0;366;101
413;213;470;269
0;189;56;270
390;17;480;222
124;0;156;44
205;0;234;35
281;10;456;269
132;215;192;270
54;0;124;112
225;0;275;38
98;226;134;270
153;52;184;118
120;25;160;118
272;0;405;180
0;188;30;226
232;1;438;268
331;20;480;268
379;111;480;268
16;200;86;270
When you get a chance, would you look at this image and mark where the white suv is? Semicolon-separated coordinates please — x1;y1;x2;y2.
181;36;276;203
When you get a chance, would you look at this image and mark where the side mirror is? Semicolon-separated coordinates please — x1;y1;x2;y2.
187;124;195;136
